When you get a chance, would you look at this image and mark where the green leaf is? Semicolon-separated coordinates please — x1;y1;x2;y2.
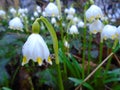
0;59;10;85
36;68;57;88
105;78;120;83
59;49;77;77
1;87;12;90
69;77;93;90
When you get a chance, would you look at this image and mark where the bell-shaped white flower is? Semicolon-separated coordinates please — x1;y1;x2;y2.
36;5;41;13
34;11;39;17
66;14;74;20
22;33;52;66
68;25;79;34
42;11;46;17
85;5;104;22
64;40;70;48
89;20;104;34
31;16;35;21
9;17;23;31
101;25;118;41
0;10;6;17
44;2;59;17
68;7;76;15
77;21;84;28
64;8;69;14
24;8;28;13
9;7;16;15
51;17;56;24
73;17;79;24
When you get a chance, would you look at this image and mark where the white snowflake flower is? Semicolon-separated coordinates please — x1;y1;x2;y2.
68;25;79;34
101;25;118;41
77;21;84;28
66;14;74;20
22;33;52;66
64;40;70;48
64;8;69;14
34;11;39;17
36;5;41;13
9;17;23;31
68;7;76;15
31;16;35;21
51;17;56;24
89;20;104;34
9;7;16;15
0;10;6;17
85;5;104;22
73;17;79;24
44;2;59;17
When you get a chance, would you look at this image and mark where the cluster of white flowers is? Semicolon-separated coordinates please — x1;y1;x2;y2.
33;5;42;18
86;4;120;43
86;4;104;35
64;7;85;34
65;7;76;20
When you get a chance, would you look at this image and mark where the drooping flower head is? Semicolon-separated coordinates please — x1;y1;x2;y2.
85;5;104;22
34;11;39;17
0;9;6;18
68;7;76;15
22;21;52;66
68;25;79;34
101;25;118;42
36;5;41;13
22;33;52;66
89;20;104;34
66;14;74;20
64;40;70;48
44;2;59;17
9;7;17;15
77;20;84;28
9;17;23;31
51;17;56;24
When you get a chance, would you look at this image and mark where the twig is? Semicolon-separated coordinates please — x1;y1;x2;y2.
105;85;113;90
75;52;114;90
113;54;120;66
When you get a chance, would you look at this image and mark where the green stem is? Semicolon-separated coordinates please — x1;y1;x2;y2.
87;33;92;75
36;16;64;90
104;40;118;80
59;18;67;78
11;66;20;86
24;17;29;33
82;5;87;79
99;42;103;64
56;0;62;16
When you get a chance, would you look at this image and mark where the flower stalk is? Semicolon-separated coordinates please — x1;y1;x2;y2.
36;16;64;90
87;33;92;74
82;4;87;79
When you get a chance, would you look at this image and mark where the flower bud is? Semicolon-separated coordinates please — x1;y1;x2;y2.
32;21;40;33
